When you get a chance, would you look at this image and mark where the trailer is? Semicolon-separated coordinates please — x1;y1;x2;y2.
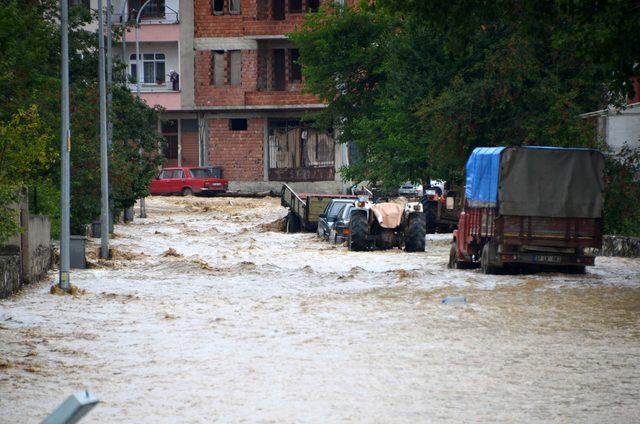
281;184;356;232
450;146;604;274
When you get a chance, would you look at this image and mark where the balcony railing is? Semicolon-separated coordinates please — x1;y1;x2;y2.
128;81;179;92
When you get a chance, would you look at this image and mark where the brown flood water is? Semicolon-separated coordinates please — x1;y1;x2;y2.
1;196;639;423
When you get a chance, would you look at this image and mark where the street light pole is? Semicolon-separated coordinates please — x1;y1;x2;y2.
106;0;114;239
135;0;153;219
59;0;71;291
98;0;110;259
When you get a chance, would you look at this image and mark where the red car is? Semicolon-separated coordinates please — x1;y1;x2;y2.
149;167;228;196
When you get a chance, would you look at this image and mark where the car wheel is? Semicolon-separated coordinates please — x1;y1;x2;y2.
182;187;193;196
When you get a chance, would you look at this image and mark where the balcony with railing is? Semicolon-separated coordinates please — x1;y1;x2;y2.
114;0;180;25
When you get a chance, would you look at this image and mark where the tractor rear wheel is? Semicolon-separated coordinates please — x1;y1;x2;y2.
405;213;426;252
349;213;369;251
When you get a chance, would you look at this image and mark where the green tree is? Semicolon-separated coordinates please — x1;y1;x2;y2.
292;1;640;234
0;0;164;237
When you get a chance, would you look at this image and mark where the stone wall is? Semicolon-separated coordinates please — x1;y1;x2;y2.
0;253;20;298
598;235;640;258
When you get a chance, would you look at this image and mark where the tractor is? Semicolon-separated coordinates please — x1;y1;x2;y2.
348;197;426;252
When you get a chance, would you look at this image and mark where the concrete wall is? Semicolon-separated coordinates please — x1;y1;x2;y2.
605;107;640;151
26;216;52;284
598;235;640;258
0;201;52;298
0;253;20;299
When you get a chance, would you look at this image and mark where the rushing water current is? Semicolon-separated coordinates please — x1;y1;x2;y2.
1;196;639;423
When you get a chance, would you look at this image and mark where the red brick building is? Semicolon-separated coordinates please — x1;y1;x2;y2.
173;0;355;192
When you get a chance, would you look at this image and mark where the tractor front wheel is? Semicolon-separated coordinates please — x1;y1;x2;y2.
405;213;426;252
349;213;369;251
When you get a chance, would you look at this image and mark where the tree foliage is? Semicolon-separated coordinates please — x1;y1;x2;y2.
0;0;163;240
292;1;640;234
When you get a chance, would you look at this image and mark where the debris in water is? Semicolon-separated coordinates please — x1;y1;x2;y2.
164;313;177;320
441;296;467;305
50;284;86;297
256;216;287;232
161;248;182;258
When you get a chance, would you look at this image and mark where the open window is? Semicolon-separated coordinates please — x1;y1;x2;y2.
307;0;319;12
289;0;303;13
273;49;286;91
229;118;248;131
289;49;301;82
272;0;285;20
213;0;224;15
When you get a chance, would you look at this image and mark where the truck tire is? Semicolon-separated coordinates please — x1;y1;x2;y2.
448;242;474;269
286;212;301;233
405;213;426;252
349;213;369;251
480;243;501;274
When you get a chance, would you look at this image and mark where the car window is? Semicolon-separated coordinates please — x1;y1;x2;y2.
341;204;353;219
190;168;211;178
171;170;184;179
328;201;349;218
159;170;171;179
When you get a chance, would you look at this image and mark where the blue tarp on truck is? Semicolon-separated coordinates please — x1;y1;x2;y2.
465;146;604;217
465;147;505;208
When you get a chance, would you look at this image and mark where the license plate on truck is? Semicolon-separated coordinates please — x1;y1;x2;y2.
534;255;561;263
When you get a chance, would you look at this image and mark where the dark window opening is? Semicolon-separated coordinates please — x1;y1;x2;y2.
273;49;286;91
307;0;319;12
213;0;224;15
273;0;285;20
289;0;303;12
229;118;248;131
290;49;301;82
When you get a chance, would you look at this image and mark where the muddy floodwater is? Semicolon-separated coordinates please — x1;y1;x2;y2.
1;196;639;423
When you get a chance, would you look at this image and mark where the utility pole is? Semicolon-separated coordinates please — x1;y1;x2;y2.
59;0;71;291
98;0;110;259
106;0;113;149
106;0;114;236
136;0;153;219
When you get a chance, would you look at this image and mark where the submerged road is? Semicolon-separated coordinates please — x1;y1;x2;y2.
1;196;639;422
